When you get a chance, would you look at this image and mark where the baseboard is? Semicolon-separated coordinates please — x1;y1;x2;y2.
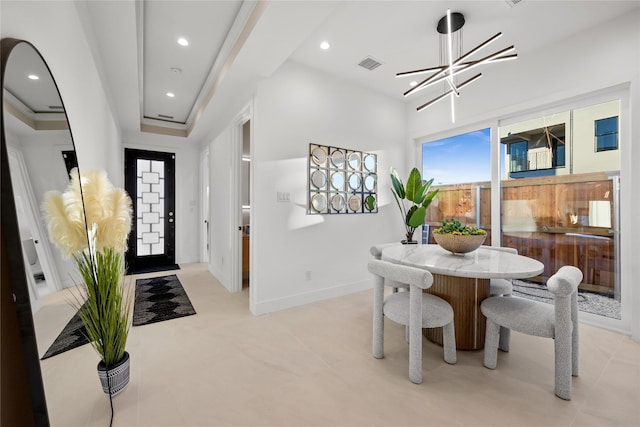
251;279;372;315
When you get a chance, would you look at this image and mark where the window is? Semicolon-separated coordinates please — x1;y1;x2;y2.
508;140;528;172
595;116;618;152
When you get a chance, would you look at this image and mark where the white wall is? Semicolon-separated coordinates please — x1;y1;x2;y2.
247;61;407;314
208;126;235;286
1;0;122;183
407;10;640;338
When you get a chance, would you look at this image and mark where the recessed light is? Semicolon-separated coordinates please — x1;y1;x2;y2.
320;41;330;50
166;92;175;98
409;81;418;87
28;74;39;80
177;38;189;47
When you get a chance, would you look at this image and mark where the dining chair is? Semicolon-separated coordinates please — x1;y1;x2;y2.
485;245;518;351
370;243;407;292
480;265;583;400
368;258;456;384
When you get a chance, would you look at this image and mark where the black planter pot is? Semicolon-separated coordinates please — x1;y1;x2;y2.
401;240;418;245
97;351;130;397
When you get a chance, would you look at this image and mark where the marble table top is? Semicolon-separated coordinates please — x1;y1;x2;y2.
381;244;544;279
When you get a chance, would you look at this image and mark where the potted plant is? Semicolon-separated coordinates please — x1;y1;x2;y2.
390;167;439;244
42;168;133;396
432;218;487;254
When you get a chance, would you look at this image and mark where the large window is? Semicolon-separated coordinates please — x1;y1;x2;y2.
422;128;491;243
499;99;621;319
421;99;622;321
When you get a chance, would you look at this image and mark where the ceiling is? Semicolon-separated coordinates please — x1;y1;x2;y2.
64;1;640;146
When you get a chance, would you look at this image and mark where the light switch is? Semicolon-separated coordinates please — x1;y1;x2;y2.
277;192;290;203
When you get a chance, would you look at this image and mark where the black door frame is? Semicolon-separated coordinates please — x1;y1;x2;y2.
124;148;176;271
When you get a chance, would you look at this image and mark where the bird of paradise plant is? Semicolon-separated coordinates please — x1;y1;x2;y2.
390;167;439;243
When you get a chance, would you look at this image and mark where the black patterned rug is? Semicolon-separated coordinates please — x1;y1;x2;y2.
41;274;196;359
133;274;196;326
41;304;89;360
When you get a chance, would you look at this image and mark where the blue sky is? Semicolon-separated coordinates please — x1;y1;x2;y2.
422;128;492;185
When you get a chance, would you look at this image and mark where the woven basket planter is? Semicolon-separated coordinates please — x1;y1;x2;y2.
433;233;486;254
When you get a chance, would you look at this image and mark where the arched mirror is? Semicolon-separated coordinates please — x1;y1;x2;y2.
2;38;84;423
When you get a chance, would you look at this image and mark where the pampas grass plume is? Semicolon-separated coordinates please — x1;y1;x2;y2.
42;168;132;256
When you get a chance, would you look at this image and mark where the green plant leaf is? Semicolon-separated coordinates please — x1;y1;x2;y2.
422;187;439;208
405;168;422;203
408;206;426;228
405;205;418;228
390;168;405;199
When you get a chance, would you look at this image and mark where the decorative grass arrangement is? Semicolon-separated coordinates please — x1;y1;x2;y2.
42;169;133;367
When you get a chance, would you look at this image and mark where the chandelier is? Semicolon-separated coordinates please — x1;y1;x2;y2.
397;9;517;122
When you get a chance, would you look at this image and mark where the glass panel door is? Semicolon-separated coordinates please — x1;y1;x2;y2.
125;149;176;272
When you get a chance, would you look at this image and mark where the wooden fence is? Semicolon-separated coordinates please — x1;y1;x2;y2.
425;172;617;297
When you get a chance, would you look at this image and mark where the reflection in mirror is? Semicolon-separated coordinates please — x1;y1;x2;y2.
330;149;345;168
365;195;376;211
311;146;327;166
3;41;79;308
331;171;344;190
331;194;345;212
311;193;327;212
348;152;360;170
364;174;376;191
363;153;376;172
310;169;326;189
2;38;83;421
348;195;362;212
348;173;361;191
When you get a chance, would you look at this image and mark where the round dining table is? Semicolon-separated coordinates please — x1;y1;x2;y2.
381;244;544;350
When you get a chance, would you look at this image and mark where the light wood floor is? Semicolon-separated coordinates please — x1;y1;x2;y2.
34;263;639;426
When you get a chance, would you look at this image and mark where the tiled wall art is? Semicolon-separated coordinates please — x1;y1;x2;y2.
308;143;377;215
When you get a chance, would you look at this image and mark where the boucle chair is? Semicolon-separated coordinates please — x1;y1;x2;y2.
485;245;518;351
480;265;583;400
368;259;456;384
370;243;407;292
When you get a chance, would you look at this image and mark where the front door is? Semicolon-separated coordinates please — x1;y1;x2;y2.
125;149;176;272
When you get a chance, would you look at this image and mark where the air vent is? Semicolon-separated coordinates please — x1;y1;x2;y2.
49;105;64;110
358;56;382;71
158;114;174;120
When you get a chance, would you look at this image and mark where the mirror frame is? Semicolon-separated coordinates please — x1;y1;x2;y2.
1;37;70;425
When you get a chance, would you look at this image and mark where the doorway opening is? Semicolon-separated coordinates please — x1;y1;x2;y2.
241;120;250;289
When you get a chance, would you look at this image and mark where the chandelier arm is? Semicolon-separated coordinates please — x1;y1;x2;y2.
396;65;447;78
405;45;514;97
416;73;482;112
453;32;503;65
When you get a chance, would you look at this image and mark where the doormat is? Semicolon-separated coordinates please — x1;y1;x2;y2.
126;264;180;275
133;274;196;326
41;305;89;360
42;274;196;359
